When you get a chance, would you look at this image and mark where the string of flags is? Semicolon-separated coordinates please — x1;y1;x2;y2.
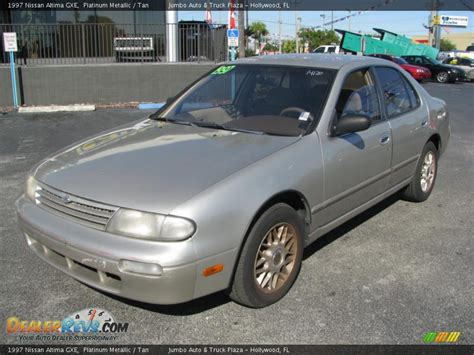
309;0;397;30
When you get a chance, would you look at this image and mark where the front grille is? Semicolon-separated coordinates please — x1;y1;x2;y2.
35;184;118;231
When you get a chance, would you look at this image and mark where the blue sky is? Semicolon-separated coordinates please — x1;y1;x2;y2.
179;10;474;39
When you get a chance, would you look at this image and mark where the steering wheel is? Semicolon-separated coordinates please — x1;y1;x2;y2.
279;107;313;120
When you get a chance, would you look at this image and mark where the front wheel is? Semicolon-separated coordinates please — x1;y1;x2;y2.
401;141;438;202
229;203;304;308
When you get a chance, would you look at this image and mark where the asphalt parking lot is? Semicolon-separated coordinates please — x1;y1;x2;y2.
1;82;473;345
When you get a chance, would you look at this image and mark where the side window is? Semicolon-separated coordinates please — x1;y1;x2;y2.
335;68;381;123
374;67;418;118
403;78;420;108
414;57;423;65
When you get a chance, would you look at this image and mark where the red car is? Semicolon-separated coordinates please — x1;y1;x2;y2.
368;54;431;82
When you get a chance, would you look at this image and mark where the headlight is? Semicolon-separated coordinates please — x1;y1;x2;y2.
25;176;38;201
106;208;195;241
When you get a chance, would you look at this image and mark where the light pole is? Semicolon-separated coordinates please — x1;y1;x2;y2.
296;16;301;53
278;11;282;53
320;14;326;31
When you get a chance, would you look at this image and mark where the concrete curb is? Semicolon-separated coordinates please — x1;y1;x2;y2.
18;104;96;113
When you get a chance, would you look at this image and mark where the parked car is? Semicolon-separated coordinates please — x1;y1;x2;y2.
402;55;465;83
16;55;450;308
442;57;474;82
437;50;474;61
368;54;431;82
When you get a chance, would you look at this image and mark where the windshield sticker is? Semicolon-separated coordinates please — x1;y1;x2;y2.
306;70;324;76
298;112;311;121
212;65;236;75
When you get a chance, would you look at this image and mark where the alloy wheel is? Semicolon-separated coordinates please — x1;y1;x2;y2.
254;223;298;293
420;151;436;192
437;72;448;83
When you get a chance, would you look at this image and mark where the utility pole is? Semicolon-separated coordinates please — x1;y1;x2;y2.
296;16;301;53
295;11;299;53
428;0;441;49
238;0;245;58
321;14;326;31
331;11;334;31
278;11;282;53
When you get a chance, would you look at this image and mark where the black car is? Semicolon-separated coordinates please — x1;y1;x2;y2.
402;55;465;83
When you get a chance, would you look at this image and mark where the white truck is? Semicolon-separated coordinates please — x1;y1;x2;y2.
312;45;341;54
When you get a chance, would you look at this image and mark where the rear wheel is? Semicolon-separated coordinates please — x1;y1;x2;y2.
436;71;449;83
401;141;438;202
229;203;304;308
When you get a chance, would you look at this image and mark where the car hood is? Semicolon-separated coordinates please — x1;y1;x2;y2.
33;119;299;214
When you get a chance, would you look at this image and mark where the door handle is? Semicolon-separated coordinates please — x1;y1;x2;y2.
421;120;428;127
379;134;390;145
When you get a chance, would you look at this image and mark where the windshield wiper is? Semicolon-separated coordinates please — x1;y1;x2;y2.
150;116;193;126
192;122;265;135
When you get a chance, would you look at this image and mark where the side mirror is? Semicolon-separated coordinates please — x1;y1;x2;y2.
332;113;371;136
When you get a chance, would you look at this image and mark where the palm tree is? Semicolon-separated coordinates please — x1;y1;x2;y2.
246;21;269;54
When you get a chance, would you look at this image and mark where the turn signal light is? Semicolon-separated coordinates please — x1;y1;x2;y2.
202;264;224;277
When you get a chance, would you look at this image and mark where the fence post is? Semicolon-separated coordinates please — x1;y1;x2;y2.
197;25;201;63
81;24;86;64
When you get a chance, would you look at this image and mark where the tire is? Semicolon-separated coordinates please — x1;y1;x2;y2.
401;141;438;202
436;71;449;83
229;203;304;308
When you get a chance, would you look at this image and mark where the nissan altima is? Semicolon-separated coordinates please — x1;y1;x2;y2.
16;54;450;308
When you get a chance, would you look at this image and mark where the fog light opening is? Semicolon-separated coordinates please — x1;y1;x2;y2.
118;259;163;276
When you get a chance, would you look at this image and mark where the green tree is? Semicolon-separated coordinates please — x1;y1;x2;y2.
282;40;296;53
298;29;340;52
263;42;278;52
246;21;269;52
440;38;456;52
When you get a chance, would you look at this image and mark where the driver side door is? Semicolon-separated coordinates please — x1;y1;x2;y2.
316;68;392;229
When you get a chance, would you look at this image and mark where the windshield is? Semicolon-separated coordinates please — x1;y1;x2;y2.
394;57;408;65
425;57;441;65
157;65;335;136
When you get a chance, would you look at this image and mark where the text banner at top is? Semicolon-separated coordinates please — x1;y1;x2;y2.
2;0;472;11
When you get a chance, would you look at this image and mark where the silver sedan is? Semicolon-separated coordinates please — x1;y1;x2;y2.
16;55;450;308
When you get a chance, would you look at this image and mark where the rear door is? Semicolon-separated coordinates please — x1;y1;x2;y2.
373;66;429;187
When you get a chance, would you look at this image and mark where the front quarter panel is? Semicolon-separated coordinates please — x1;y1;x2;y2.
170;133;324;298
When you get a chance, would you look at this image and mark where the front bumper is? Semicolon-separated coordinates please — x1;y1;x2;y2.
451;71;466;82
15;196;199;304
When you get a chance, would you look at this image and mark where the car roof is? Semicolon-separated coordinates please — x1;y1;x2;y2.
228;54;390;70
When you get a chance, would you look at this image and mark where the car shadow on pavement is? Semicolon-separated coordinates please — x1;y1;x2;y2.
303;192;401;260
91;193;401;315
